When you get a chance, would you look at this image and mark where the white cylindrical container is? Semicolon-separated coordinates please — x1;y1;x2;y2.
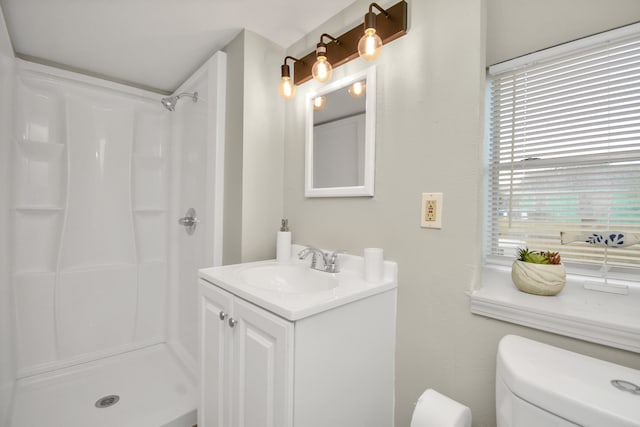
276;219;291;262
363;247;384;283
276;231;291;262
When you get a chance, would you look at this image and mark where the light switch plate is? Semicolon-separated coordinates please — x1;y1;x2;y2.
421;192;443;229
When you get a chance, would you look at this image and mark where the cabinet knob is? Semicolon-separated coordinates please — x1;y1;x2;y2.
228;317;238;328
219;311;227;321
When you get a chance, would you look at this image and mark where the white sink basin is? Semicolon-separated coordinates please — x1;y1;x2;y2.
237;264;338;294
199;245;398;321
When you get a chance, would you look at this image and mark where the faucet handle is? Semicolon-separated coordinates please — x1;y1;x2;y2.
327;250;346;273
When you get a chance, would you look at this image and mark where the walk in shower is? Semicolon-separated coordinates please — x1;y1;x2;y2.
2;50;226;426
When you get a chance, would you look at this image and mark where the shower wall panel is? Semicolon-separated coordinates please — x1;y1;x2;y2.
12;62;171;377
59;98;136;269
175;72;208;365
167;52;226;370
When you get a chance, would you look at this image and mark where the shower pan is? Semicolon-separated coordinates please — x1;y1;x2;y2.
5;52;226;427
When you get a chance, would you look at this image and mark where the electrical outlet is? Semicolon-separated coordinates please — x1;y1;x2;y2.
425;200;437;221
421;193;443;229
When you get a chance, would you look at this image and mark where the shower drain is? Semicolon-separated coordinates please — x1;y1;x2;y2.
95;394;120;408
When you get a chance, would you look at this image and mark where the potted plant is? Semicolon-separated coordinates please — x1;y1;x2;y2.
511;248;566;296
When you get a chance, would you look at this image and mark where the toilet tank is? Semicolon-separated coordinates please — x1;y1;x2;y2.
496;335;640;427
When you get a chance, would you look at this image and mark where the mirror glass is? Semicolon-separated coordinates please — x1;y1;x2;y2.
305;67;376;197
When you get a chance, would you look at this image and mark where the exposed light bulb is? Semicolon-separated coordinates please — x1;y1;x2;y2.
312;56;333;83
278;76;296;99
278;61;298;99
313;96;327;110
358;28;383;61
312;43;333;83
348;81;366;97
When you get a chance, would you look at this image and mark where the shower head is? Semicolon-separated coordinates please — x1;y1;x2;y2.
160;91;198;111
160;96;177;111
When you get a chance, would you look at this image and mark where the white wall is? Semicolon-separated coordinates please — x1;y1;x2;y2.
222;30;285;265
283;1;640;426
487;0;640;65
0;6;15;426
240;31;285;262
222;32;245;265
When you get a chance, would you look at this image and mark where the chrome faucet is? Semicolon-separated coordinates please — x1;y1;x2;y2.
298;246;345;273
298;246;328;270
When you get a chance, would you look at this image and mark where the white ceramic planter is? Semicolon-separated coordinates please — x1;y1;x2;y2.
511;260;566;296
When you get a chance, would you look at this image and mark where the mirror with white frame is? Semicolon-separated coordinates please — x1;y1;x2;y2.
305;66;376;197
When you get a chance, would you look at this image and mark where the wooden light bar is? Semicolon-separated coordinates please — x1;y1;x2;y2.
293;1;408;85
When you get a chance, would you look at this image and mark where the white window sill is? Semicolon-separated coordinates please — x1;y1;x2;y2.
470;264;640;353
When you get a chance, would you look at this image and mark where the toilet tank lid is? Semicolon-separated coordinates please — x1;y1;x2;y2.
497;335;640;427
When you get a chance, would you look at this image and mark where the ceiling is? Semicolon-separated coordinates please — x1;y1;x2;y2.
0;0;358;93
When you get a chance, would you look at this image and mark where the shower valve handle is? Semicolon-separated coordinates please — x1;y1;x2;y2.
178;216;199;227
178;208;199;235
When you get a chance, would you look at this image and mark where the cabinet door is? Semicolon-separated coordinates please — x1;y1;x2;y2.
199;280;234;427
231;298;294;427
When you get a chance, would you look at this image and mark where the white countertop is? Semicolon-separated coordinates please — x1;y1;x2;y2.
199;246;397;321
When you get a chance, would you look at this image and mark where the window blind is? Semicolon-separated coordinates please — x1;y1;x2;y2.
486;24;640;270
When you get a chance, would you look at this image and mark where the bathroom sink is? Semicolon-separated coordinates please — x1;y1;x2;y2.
199;245;398;321
237;263;338;294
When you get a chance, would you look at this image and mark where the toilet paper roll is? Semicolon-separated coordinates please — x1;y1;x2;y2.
410;389;471;427
363;248;384;283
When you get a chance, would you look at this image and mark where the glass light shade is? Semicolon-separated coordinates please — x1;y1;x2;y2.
312;56;333;83
358;28;383;61
348;81;366;97
312;96;327;110
278;76;296;99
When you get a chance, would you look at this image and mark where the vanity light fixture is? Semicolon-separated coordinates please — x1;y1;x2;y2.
280;0;406;89
278;56;301;99
312;34;340;83
358;3;388;61
348;81;366;97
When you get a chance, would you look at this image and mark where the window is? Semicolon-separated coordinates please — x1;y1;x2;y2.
486;24;640;274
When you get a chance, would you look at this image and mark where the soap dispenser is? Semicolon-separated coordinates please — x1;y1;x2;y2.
276;219;291;262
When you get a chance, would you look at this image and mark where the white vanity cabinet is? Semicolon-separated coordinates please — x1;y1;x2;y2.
198;280;293;427
198;268;397;427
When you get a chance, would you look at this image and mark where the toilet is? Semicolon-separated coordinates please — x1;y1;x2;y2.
411;335;640;427
497;335;640;427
